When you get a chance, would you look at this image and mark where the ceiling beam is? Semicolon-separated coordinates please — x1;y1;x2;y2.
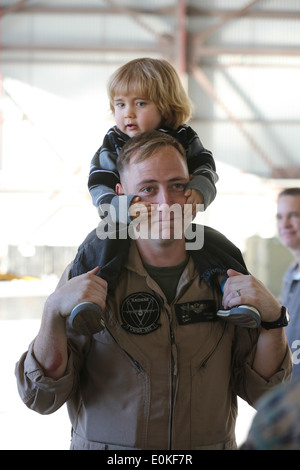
272;167;300;178
189;64;276;173
0;0;30;18
2;4;300;21
0;5;174;17
191;45;300;60
0;44;163;54
194;0;263;43
2;43;299;58
102;0;171;48
176;0;187;77
187;6;300;20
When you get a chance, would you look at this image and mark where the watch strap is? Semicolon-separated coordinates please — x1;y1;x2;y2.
261;306;289;330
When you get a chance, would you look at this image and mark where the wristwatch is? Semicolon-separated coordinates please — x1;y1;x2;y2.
261;306;290;330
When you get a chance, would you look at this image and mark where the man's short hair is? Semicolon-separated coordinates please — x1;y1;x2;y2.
278;188;300;199
116;130;186;177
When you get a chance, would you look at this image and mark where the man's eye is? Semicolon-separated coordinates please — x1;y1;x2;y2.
141;187;153;193
173;183;185;190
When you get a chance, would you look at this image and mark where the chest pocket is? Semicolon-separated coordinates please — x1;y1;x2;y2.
175;299;217;325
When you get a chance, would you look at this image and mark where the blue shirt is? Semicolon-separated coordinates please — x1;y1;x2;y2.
280;263;300;375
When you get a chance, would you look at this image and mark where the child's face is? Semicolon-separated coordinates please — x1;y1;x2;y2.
113;94;163;137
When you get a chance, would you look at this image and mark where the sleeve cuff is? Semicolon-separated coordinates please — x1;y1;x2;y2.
243;344;293;408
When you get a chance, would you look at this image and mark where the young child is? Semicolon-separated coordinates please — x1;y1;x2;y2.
88;57;218;222
71;58;260;334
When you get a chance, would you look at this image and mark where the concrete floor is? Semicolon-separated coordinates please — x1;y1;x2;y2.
0;280;256;450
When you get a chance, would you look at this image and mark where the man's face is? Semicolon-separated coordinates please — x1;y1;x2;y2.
277;195;300;251
117;145;191;241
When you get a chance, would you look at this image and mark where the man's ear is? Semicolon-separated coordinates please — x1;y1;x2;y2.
116;183;125;195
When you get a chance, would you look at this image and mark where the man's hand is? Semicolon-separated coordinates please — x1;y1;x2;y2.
129;196;152;220
222;269;281;323
47;266;108;319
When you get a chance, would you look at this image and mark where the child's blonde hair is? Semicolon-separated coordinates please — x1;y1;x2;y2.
107;57;192;129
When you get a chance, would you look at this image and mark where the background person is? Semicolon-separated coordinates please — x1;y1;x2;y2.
277;187;300;374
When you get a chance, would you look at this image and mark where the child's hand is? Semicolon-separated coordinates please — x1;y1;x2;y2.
129;196;152;220
184;189;204;215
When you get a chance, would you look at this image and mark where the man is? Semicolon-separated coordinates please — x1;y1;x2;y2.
277;188;300;374
16;131;291;450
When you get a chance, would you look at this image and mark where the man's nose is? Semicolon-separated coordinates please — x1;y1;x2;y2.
157;188;171;205
280;216;291;228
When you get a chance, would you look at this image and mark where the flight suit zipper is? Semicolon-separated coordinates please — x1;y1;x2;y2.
166;306;178;450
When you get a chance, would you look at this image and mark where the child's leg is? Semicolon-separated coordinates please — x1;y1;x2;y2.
70;230;130;335
217;276;261;328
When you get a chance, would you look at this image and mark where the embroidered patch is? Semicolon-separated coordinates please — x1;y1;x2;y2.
121;292;161;335
175;300;217;325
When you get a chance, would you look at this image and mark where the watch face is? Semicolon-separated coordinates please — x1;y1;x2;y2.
284;307;290;325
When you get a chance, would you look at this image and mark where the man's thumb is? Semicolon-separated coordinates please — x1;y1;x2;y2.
227;268;242;278
88;266;101;275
